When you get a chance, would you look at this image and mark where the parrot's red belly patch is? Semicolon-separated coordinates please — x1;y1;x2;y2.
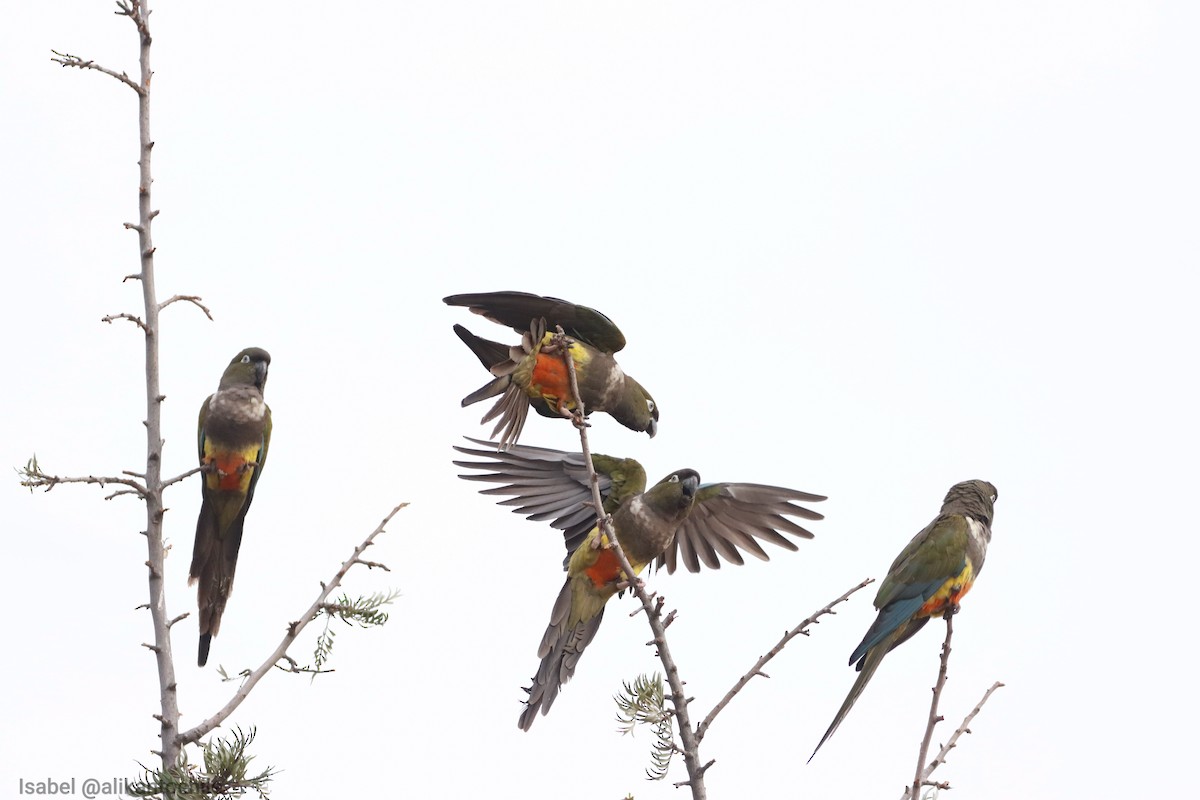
205;452;255;492
585;548;624;589
531;353;572;406
920;572;975;617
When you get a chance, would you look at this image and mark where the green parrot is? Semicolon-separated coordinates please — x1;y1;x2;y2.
453;439;826;729
444;291;659;448
189;347;272;667
809;479;997;759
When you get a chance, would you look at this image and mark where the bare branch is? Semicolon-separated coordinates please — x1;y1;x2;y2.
19;460;147;498
556;328;708;799
902;681;1005;799
49;49;143;94
116;0;152;41
176;503;407;746
101;311;149;331
158;294;213;319
910;612;956;800
353;558;391;572
695;577;874;743
672;759;715;789
161;465;205;489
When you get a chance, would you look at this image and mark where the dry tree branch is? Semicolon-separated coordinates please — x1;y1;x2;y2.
158;294;213;318
176;503;406;747
695;577;874;744
51;0;184;765
910;612;956;799
50;49;143;94
902;681;1005;799
554;329;710;800
19;460;148;498
160;465;206;489
101;311;149;331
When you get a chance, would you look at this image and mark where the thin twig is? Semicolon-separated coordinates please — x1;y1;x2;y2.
695;578;874;743
555;328;708;800
902;681;1005;799
911;613;955;799
176;503;406;746
49;50;143;94
275;654;335;676
19;468;147;498
161;465;205;489
101;311;149;331
158;294;213;319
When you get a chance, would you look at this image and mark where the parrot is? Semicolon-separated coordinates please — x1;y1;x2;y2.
809;479;997;760
444;291;658;448
453;438;826;729
189;347;272;667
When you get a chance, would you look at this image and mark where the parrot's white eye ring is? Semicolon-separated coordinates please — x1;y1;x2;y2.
241;354;252;364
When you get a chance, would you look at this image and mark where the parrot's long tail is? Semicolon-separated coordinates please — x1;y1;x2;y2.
518;579;605;731
809;636;893;761
189;501;244;667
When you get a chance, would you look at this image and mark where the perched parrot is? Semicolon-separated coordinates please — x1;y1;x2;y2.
444;291;658;448
189;347;272;667
809;479;997;760
453;439;826;729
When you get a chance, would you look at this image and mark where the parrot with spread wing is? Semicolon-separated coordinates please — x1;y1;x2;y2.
190;347;272;667
453;439;825;729
809;479;997;759
444;291;658;448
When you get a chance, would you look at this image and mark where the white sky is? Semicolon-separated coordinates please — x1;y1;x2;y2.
3;1;1197;798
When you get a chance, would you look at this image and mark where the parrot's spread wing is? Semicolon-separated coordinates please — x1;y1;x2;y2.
444;291;627;353
453;438;647;560
656;482;826;574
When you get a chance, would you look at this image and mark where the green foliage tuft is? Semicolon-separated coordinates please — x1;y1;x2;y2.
126;727;275;799
614;673;676;780
312;589;400;672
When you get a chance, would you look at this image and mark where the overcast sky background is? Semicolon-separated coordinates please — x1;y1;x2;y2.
2;1;1196;798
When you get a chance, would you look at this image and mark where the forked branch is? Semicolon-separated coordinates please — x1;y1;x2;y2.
176;503;406;746
902;680;1005;799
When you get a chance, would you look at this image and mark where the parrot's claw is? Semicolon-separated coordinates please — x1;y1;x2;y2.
614;576;644;592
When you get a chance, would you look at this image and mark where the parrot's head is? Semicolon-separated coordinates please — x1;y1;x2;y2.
943;479;998;526
614;376;659;438
644;469;699;523
220;347;271;393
